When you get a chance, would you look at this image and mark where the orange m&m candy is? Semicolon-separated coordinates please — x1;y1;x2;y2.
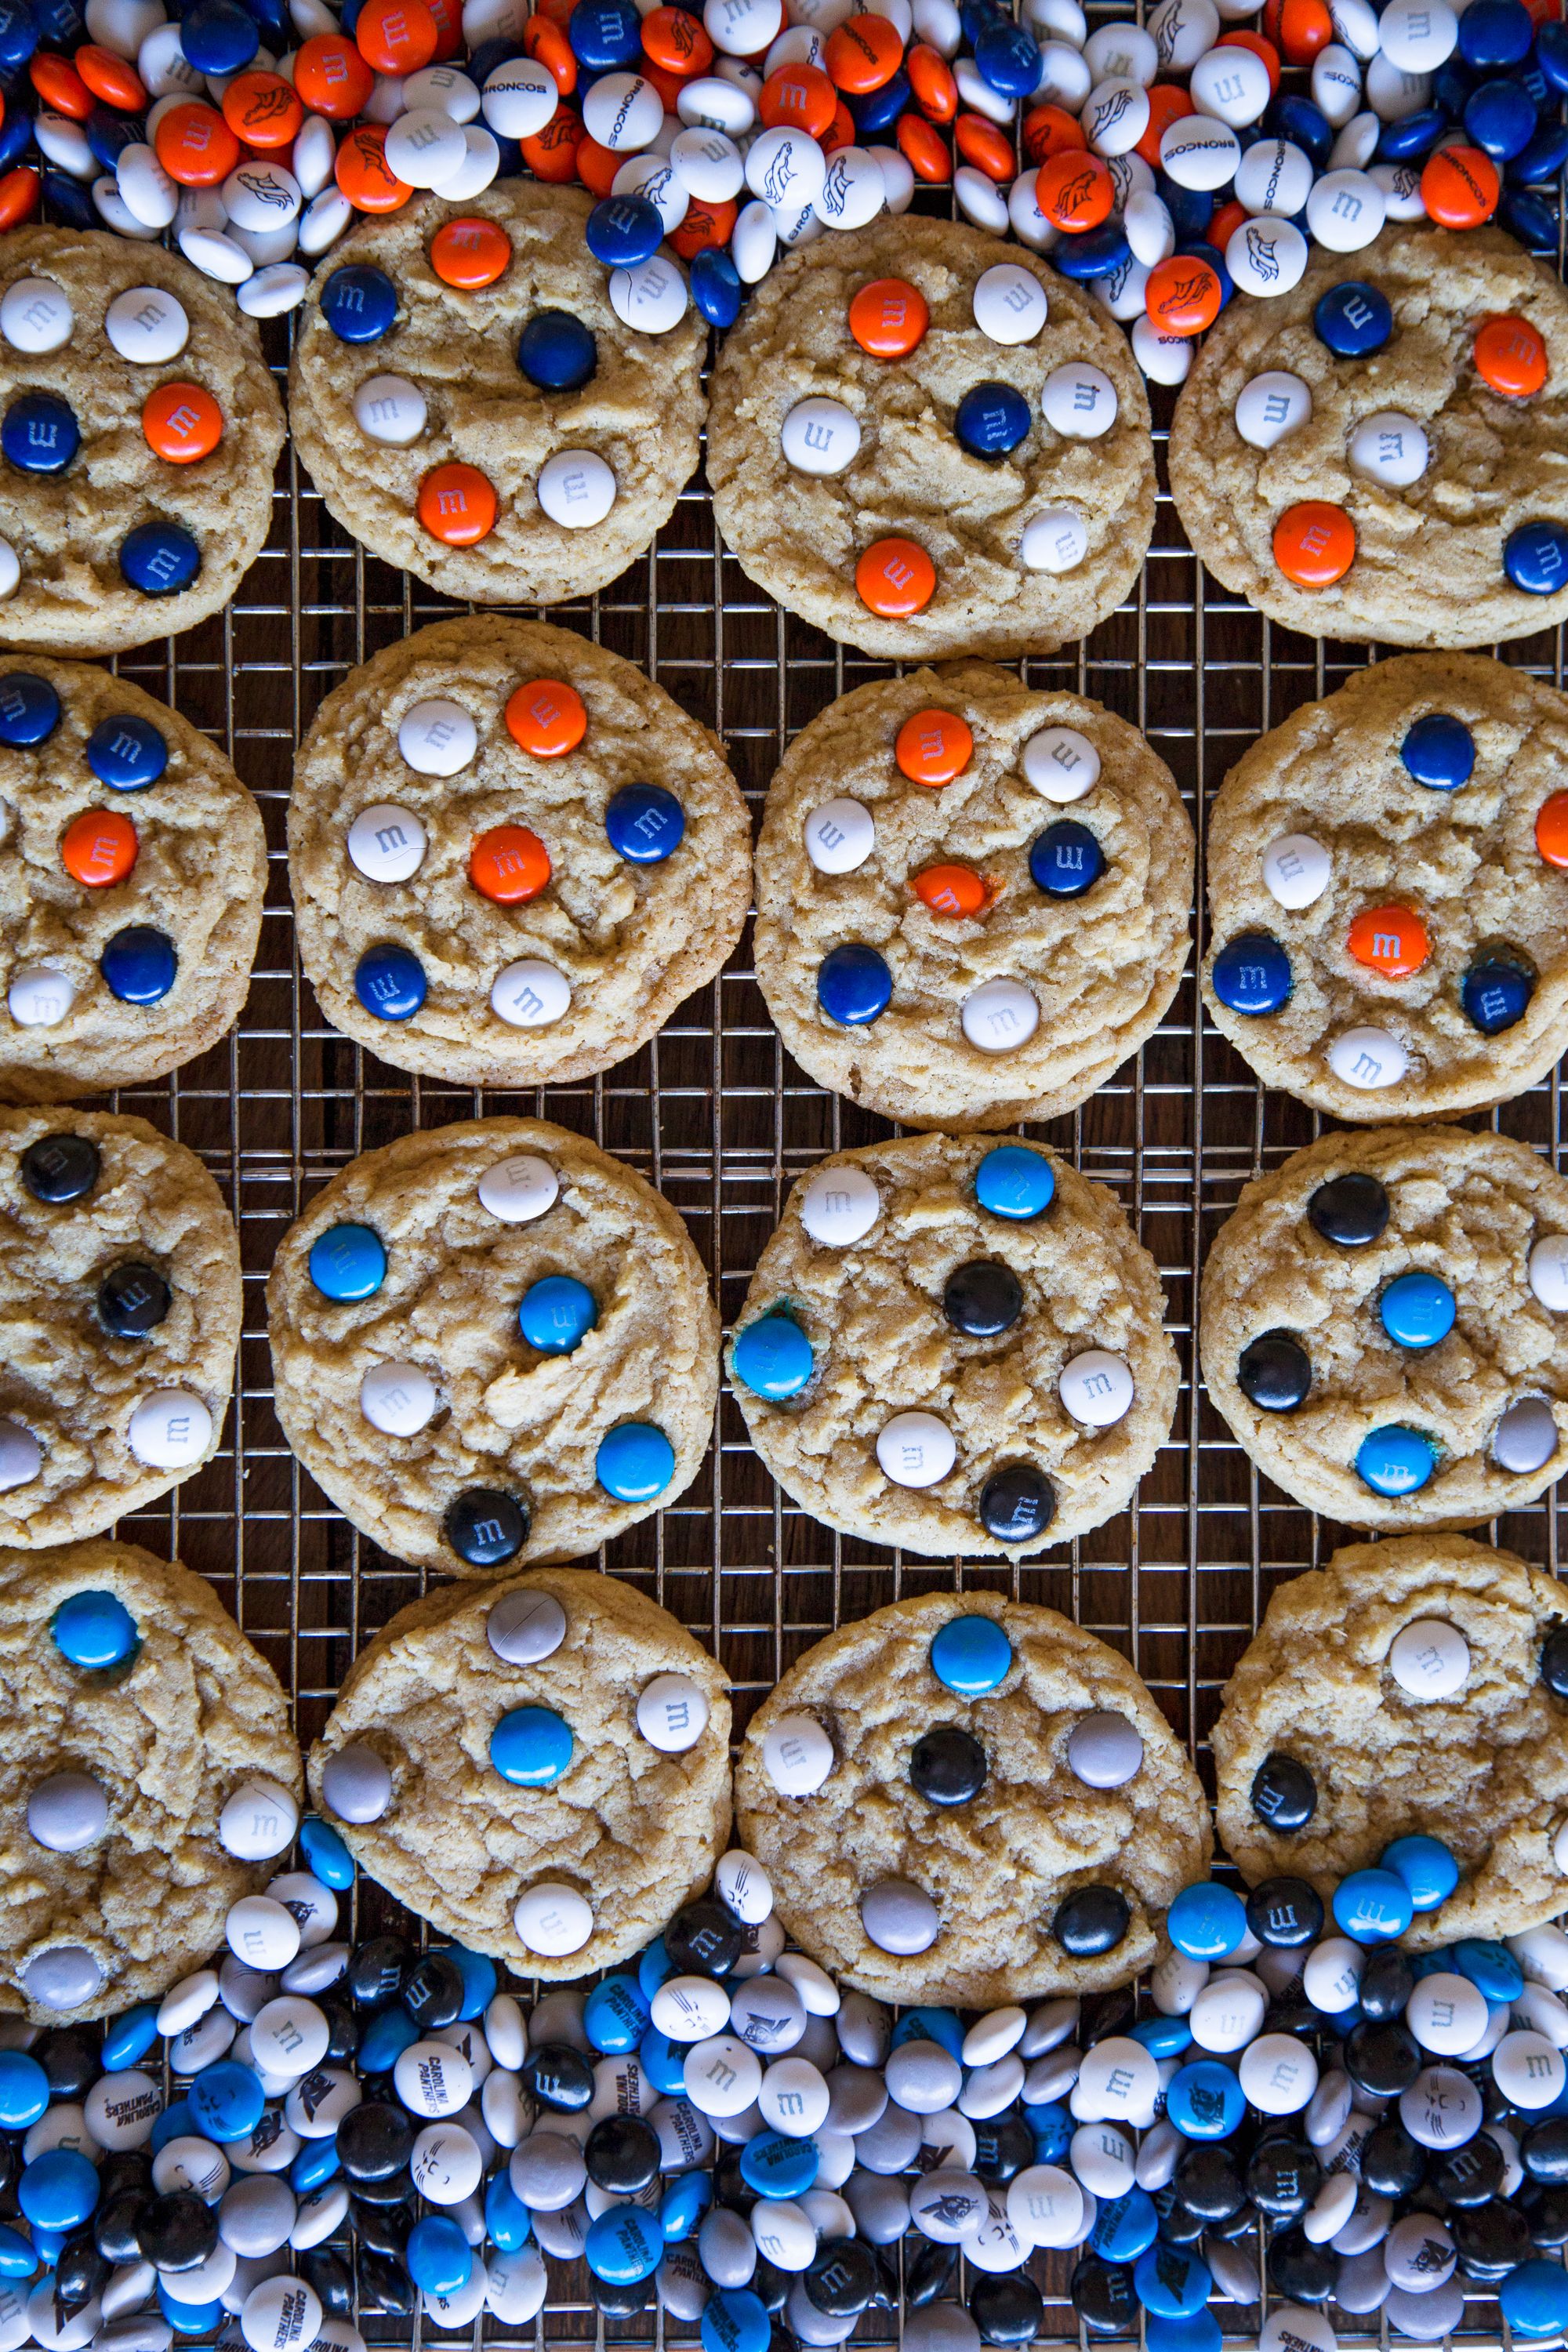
760;63;836;133
506;677;587;758
897;114;950;181
1347;903;1429;978
1474;314;1548;398
61;810;136;888
522;14;577;89
431;217;512;289
895;706;973;785
521;108;583;181
1537;792;1568;868
1021;101;1085;163
1135;82;1193;165
575;134;620;198
848;277;928;358
1035;149;1113;232
417;462;497;546
30;53;91;116
293;35;376;118
955;111;1014;180
1420;143;1499;228
470;824;552;903
336;123;412;212
1145;254;1222;336
822;98;856;151
354;0;437;72
0;169;38;230
1262;0;1332;59
221;71;303;147
1208;198;1248;251
825;11;904;89
75;45;146;107
143;383;223;463
906;42;956;119
154;100;240;187
913;863;986;918
1273;500;1356;587
641;3;713;72
856;537;936;619
668;195;736;257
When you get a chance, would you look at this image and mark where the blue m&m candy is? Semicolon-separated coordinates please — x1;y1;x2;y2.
1541;18;1568;89
1501;2261;1568;2339
954;379;1032;458
1165;2060;1246;2140
358;2004;417;2074
0;1;37;70
1463;956;1534;1034
1401;711;1474;789
309;1222;386;1301
1030;820;1103;898
354;942;426;1021
584;1973;650;2054
322;263;397;343
3;390;78;474
586;2201;664;2285
1513;117;1568;183
702;2287;769;2352
1454;1936;1524;1999
485;2169;530;2253
1505;520;1568;594
605;782;683;863
87;712;167;790
1270;93;1330;162
1357;1423;1438;1497
851;66;908;130
1088;2190;1159;2263
891;2005;964;2056
1464;74;1537;158
568;0;641;62
739;2131;818;2199
299;1814;354;1889
662;2169;711;2243
1134;2245;1211;2318
290;2137;339;2195
0;672;59;746
0;2053;48;2131
119;521;200;597
930;1613;1011;1696
102;2003;160;2070
816;942;891;1025
100;925;176;1004
406;2216;471;2296
159;2290;223;2336
187;2059;265;2143
1377;103;1446;160
1167;1881;1247;1961
1459;0;1532;67
1051;224;1131;283
19;2149;97;2231
490;1704;573;1786
731;1313;813;1399
1333;1867;1414;1942
179;0;258;69
1381;1833;1460;1911
638;2023;687;2094
586;194;662;269
40;169;95;230
51;1588;137;1671
690;248;742;331
596;1421;673;1501
445;1944;495;2019
1379;1270;1456;1349
975;1145;1054;1221
0;2227;32;2278
1313;281;1392;358
973;13;1040;90
1147;2314;1222;2352
1212;932;1291;1015
518;1274;597;1355
518;309;597;392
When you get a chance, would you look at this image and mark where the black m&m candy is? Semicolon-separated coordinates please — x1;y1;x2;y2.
444;1487;528;1567
98;1261;170;1338
1250;1751;1316;1830
1238;1330;1311;1412
21;1134;100;1203
943;1260;1022;1337
909;1725;987;1806
1308;1170;1388;1246
978;1465;1054;1544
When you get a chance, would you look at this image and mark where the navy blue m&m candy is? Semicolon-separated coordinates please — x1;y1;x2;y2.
568;0;641;65
817;943;891;1025
100;925;176;1004
1459;0;1532;67
690;247;742;331
1314;281;1392;358
0;671;59;745
1031;820;1103;898
973;14;1040;93
87;713;167;791
3;390;77;474
1505;521;1568;594
1401;712;1474;789
585;195;662;269
1465;74;1537;160
321;263;397;344
606;782;683;863
1212;933;1291;1015
179;0;260;72
354;942;426;1022
1463;956;1534;1033
954;380;1032;459
518;309;597;393
119;522;200;597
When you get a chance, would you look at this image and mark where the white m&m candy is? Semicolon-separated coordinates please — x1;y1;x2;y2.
0;279;72;354
1083;78;1151;154
478;1153;558;1223
359;1362;437;1438
800;1164;880;1247
0;1421;40;1493
1235;371;1311;448
780;396;860;477
762;1711;833;1795
1378;0;1457;70
128;1389;212;1469
537;448;617;529
1349;410;1428;487
1024;725;1100;802
384;107;466;188
1327;1025;1407;1090
107;284;190;362
875;1410;956;1488
973;262;1048;344
608;255;689;334
9;965;75;1029
1388;1618;1470;1700
1305;166;1385;251
1021;508;1090;574
961;978;1040;1052
1040;364;1118;439
1226;215;1308;298
488;1587;567;1665
347;804;427;883
1159;112;1240;190
354;374;426;445
219;1777;299;1862
1262;833;1330;909
492;959;572;1029
745;124;825;209
637;1673;710;1753
804;796;873;872
481;56;558;139
398;698;476;776
1059;1349;1134;1427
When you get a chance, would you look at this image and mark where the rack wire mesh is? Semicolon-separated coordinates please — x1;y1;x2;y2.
84;205;1568;2351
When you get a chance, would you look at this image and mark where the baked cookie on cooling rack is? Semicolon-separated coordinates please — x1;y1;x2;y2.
0;1109;241;1548
0;658;266;1101
308;1566;731;1973
707;216;1155;659
1170;224;1568;647
288;183;704;604
728;1133;1178;1558
1202;655;1568;1120
1200;1123;1568;1529
267;1117;719;1576
1213;1534;1568;1949
0;1538;300;2020
0;229;284;655
735;1591;1210;2008
752;662;1192;1129
289;617;749;1087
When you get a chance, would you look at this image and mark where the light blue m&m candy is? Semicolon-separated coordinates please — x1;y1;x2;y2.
739;2130;818;2199
1501;2260;1568;2339
930;1613;1011;1696
596;1422;673;1501
518;1275;597;1355
585;2201;663;2284
187;2060;265;2143
584;1973;650;2053
1381;1835;1460;1911
1088;2189;1158;2263
1356;1424;1438;1497
309;1222;386;1302
1164;2060;1245;2140
1167;1882;1247;1961
1332;1867;1414;1943
731;1313;813;1399
1379;1271;1456;1350
702;2288;770;2352
1134;2244;1211;2318
0;2053;48;2130
19;2150;98;2231
489;1704;573;1787
51;1588;137;1671
975;1145;1054;1221
406;2216;471;2295
485;2169;531;2253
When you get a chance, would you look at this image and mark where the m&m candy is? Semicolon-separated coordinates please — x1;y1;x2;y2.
855;537;936;619
1272;501;1356;587
417;463;497;546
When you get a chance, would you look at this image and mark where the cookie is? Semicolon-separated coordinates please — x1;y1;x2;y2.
288;183;704;604
707;216;1155;660
0;655;267;1101
734;1591;1210;2008
308;1566;731;1976
753;663;1192;1131
289;616;750;1087
1200;1123;1568;1530
1169;223;1568;648
729;1133;1178;1558
0;228;284;656
266;1117;719;1576
1202;653;1568;1120
0;1108;241;1548
0;1537;300;2020
1212;1534;1568;1950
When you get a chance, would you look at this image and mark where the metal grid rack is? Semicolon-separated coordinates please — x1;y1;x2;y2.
85;244;1568;2350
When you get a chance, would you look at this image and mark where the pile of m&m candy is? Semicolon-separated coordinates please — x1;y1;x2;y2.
0;0;1560;355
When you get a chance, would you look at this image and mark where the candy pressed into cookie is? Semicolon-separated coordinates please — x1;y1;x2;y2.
267;1117;719;1575
1203;654;1568;1119
0;1108;241;1548
1213;1534;1568;1949
1200;1123;1568;1529
308;1566;731;1974
1169;224;1568;648
288;184;704;604
0;229;284;655
289;617;749;1087
0;656;267;1101
0;1538;300;2020
753;663;1192;1131
729;1134;1178;1558
735;1592;1210;2007
708;216;1155;659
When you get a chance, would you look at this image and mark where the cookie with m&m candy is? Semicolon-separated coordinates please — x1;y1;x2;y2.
1169;224;1568;647
288;616;748;1086
1203;652;1568;1120
706;215;1155;659
266;1117;719;1575
288;183;704;605
0;230;284;655
752;662;1192;1129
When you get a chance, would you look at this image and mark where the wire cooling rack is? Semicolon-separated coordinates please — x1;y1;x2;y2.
82;189;1568;2350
